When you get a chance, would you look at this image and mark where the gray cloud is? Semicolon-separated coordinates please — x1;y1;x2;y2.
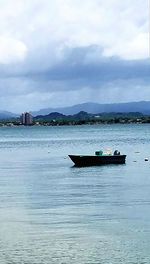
0;45;149;112
0;0;149;112
18;45;150;90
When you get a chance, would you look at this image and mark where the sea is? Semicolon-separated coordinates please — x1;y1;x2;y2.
0;124;150;264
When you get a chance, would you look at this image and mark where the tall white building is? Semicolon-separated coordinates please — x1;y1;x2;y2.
21;112;33;125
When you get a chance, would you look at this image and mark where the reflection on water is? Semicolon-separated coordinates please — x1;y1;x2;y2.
0;125;150;263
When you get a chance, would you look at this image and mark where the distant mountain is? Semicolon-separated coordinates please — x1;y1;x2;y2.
35;112;66;120
32;103;102;116
35;111;92;121
0;111;18;120
71;111;93;120
32;101;150;116
0;101;150;120
34;111;143;122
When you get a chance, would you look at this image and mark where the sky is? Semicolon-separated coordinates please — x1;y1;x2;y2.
0;0;149;113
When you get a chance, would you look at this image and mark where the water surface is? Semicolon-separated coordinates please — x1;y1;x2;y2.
0;124;150;263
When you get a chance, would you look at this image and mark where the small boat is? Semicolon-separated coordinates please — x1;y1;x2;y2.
68;150;126;167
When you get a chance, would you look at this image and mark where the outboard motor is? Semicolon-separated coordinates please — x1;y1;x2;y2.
114;150;120;155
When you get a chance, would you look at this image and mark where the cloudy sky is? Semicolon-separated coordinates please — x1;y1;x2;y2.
0;0;149;112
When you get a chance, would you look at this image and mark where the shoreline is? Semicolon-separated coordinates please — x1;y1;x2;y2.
1;120;150;127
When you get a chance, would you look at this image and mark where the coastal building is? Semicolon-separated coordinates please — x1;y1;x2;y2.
21;113;25;124
21;112;33;125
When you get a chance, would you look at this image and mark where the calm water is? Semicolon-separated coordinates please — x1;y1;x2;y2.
0;124;150;263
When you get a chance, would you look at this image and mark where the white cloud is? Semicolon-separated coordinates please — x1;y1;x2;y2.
0;36;27;64
103;32;149;60
0;0;148;64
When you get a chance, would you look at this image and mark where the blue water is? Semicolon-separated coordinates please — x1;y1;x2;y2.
0;124;150;263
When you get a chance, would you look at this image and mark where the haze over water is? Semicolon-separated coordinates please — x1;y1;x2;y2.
0;124;150;263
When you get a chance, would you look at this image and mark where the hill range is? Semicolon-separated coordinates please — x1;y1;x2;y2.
32;101;150;116
0;111;18;119
34;111;143;122
1;101;150;119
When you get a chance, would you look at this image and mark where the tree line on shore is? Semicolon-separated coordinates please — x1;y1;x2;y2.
1;111;150;126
